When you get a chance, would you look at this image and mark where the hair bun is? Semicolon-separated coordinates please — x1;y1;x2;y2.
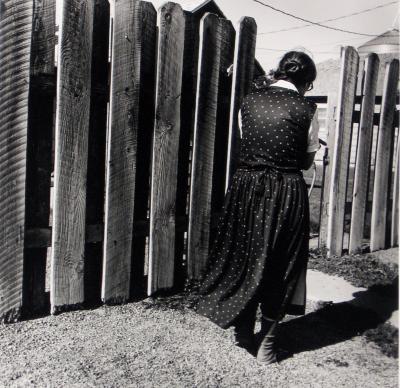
273;51;317;86
284;60;302;75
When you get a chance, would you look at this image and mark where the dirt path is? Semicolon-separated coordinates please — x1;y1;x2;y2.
0;299;397;387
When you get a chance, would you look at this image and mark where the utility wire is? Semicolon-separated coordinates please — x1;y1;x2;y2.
307;35;367;48
256;48;339;55
258;1;397;35
253;0;381;36
257;35;369;53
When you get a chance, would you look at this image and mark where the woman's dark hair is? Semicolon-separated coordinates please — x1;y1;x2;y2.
273;51;317;88
250;51;316;92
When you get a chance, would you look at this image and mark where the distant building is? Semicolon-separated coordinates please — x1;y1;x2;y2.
310;29;400;97
358;28;399;55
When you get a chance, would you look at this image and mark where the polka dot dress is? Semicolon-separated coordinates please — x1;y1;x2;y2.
196;86;317;329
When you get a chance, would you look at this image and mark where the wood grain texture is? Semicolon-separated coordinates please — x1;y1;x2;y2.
349;54;379;254
208;20;235;255
174;6;225;290
84;0;109;305
173;10;196;290
326;46;359;256
391;134;399;246
188;13;235;280
148;2;185;295
24;217;189;249
370;59;399;252
174;6;222;290
26;224;103;248
188;13;220;280
210;18;235;222
50;0;94;314
103;0;157;303
318;92;338;248
225;17;257;191
23;0;56;315
130;3;157;297
0;0;34;323
31;0;56;76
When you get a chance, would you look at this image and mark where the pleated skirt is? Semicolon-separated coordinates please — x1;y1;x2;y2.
196;165;310;329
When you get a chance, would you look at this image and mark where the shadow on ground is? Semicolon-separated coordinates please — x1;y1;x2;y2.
277;278;398;358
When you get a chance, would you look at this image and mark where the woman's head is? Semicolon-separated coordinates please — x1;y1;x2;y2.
273;51;317;94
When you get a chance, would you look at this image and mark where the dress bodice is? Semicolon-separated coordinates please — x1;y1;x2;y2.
238;86;317;169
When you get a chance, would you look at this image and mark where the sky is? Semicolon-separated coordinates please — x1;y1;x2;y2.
56;0;399;71
212;0;398;70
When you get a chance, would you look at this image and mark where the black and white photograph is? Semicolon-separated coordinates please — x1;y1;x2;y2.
0;0;398;386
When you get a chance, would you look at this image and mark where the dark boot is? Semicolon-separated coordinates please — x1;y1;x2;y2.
233;321;256;352
233;308;257;353
256;318;278;364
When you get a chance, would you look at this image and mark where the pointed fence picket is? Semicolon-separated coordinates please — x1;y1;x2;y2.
187;13;235;280
326;46;359;257
25;0;57;315
370;59;399;252
50;0;96;314
84;0;110;305
225;17;257;191
349;54;380;254
102;0;156;304
0;0;36;323
391;135;400;247
148;3;186;295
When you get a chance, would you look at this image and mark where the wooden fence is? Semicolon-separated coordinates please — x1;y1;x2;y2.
318;48;399;257
0;0;398;323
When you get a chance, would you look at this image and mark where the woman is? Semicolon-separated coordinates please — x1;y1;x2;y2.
196;51;319;364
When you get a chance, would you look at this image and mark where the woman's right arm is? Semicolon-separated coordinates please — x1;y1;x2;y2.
300;109;320;170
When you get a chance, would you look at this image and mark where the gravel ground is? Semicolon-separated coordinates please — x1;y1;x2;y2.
0;298;397;388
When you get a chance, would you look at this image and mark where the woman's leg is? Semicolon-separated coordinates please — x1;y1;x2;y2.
232;298;258;352
256;294;289;364
256;316;278;363
256;300;281;363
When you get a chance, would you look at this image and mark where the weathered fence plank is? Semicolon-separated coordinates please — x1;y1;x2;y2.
31;0;56;76
318;92;338;248
225;17;257;191
391;135;399;246
24;0;56;315
188;14;235;279
84;0;110;305
0;0;35;323
148;3;185;295
209;25;236;252
170;10;195;291
130;3;157;297
50;0;95;314
370;59;399;251
103;0;157;303
349;54;379;254
326;46;359;256
209;18;235;234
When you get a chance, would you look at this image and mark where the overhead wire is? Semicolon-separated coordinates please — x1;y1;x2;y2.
305;35;368;48
256;48;340;55
256;35;370;54
253;0;382;36
257;1;397;35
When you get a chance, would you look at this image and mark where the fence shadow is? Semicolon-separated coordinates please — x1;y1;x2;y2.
275;278;398;356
